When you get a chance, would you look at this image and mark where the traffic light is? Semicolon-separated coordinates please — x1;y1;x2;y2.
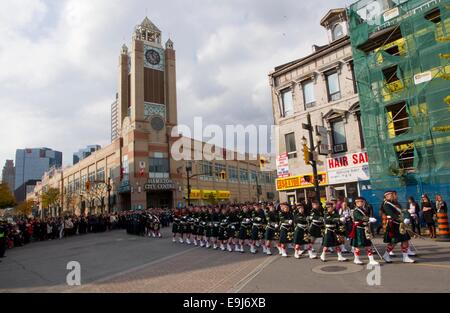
259;157;267;170
303;144;310;165
304;175;311;183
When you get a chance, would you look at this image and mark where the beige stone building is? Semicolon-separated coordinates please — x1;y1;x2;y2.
28;18;277;216
269;9;369;205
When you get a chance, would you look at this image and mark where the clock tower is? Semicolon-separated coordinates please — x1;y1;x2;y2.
117;17;178;210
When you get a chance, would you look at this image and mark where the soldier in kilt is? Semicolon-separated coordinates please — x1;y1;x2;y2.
238;206;252;253
227;207;240;252
306;200;324;259
204;207;214;248
278;203;294;257
191;207;200;246
172;209;182;243
197;207;207;247
381;191;415;263
264;204;279;255
320;202;348;262
151;211;162;238
350;197;379;265
211;207;221;250
218;207;230;251
293;203;309;259
250;204;266;254
182;208;194;245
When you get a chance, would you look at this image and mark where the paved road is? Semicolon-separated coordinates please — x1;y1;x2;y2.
1;228;449;293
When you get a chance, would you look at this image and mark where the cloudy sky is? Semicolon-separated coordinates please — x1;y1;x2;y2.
0;0;353;170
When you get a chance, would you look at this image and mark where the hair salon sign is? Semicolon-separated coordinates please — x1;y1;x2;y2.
326;151;370;184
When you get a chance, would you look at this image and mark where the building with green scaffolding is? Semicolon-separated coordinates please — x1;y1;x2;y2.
347;0;450;208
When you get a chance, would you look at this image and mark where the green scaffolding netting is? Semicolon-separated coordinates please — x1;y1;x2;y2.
348;0;450;193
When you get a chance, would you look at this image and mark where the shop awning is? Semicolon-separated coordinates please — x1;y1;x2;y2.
201;190;217;200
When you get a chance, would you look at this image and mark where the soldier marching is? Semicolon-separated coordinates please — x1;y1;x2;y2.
169;193;417;264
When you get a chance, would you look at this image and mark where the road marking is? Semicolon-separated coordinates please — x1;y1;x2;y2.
228;256;278;293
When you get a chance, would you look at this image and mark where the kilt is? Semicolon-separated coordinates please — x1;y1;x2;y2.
182;222;192;234
323;227;338;247
197;223;206;237
279;225;293;244
293;224;308;245
239;224;251;240
351;225;372;248
309;223;323;238
251;224;264;241
192;223;199;236
226;223;238;239
218;225;228;241
205;223;212;238
211;223;220;238
172;221;180;233
383;220;411;244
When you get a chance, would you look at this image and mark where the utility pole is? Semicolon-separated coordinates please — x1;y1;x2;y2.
302;113;322;205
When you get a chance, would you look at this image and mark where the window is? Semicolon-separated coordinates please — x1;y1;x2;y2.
96;167;105;182
81;175;87;191
240;169;249;183
302;81;316;109
250;170;258;184
332;24;344;41
199;161;213;181
285;133;297;159
326;72;341;101
386;102;410;138
331;119;347;153
395;141;415;172
88;172;95;183
149;157;169;178
228;166;238;183
281;89;294;117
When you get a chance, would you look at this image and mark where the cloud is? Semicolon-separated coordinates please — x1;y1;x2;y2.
0;0;352;172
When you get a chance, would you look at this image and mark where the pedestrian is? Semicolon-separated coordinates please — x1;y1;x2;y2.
435;195;447;213
407;196;421;237
421;194;436;238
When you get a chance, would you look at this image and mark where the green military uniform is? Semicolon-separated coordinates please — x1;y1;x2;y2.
251;209;266;241
350;207;373;248
278;211;294;244
293;211;309;245
238;211;252;240
383;201;411;244
264;210;279;241
308;209;324;239
322;211;341;248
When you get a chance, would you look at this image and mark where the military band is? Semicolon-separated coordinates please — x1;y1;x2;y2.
170;195;417;264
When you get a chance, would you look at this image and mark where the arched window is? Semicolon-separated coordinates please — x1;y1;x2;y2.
332;24;344;41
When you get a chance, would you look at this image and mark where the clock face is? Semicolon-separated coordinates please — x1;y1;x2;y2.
145;49;161;65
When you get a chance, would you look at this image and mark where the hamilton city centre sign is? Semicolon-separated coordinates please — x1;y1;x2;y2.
144;178;177;191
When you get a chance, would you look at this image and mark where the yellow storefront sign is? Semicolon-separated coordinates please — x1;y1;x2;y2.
217;190;231;199
201;190;217;200
188;189;201;200
276;172;327;191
